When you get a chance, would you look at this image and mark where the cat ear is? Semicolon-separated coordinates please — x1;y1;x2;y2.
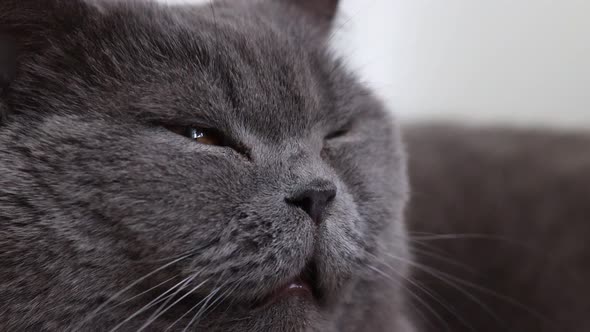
283;0;339;23
0;0;90;89
0;36;16;92
0;0;91;120
277;0;340;33
0;0;90;49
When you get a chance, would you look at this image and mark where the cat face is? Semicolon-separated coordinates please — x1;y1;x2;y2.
0;0;409;331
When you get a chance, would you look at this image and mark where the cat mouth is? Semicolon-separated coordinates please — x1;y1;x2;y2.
252;261;322;308
140;261;324;322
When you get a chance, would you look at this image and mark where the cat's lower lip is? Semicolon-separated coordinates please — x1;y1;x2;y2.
254;263;320;308
264;277;314;305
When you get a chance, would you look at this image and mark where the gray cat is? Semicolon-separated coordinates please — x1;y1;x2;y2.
4;1;588;332
0;0;414;331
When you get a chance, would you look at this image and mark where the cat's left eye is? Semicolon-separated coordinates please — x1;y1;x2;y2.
164;125;223;146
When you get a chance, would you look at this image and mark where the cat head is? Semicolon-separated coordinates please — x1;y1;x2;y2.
0;0;409;330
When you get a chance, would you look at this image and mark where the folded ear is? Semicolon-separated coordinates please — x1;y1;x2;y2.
1;0;88;44
0;36;16;91
0;0;92;121
286;0;339;22
278;0;340;32
0;0;90;88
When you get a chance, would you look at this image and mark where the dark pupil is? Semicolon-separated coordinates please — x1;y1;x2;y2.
186;127;204;140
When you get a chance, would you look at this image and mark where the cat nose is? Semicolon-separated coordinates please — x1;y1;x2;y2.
286;179;337;225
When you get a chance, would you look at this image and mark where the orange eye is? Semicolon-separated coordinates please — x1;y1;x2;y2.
165;125;223;146
185;127;223;146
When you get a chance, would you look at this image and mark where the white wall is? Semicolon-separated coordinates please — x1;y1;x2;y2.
335;0;590;129
161;0;590;129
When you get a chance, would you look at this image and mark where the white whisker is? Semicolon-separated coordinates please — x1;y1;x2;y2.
378;250;509;327
186;280;242;330
366;252;476;332
367;263;452;332
105;275;180;312
108;274;195;332
181;286;222;332
77;254;190;329
139;271;201;329
136;276;209;331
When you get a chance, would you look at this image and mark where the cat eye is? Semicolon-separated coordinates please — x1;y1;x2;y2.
164;125;223;146
325;123;352;140
325;128;348;140
162;124;252;159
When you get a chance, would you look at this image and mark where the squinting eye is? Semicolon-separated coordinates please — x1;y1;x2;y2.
325;129;347;140
325;127;350;141
165;125;223;146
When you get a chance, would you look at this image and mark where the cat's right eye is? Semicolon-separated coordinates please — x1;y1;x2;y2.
325;128;349;141
325;122;352;141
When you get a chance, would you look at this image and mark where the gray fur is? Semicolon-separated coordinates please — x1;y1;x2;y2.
0;0;412;331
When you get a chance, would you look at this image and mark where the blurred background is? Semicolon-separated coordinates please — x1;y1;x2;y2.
163;0;590;130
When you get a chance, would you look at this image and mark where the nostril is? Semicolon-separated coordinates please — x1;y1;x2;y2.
296;197;313;217
286;180;337;225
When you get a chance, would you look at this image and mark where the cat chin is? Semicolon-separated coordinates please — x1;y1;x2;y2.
201;297;323;331
154;270;326;329
104;290;324;331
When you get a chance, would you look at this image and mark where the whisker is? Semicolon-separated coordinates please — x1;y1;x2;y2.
166;275;231;332
108;274;195;332
140;270;203;329
409;232;534;250
186;280;243;330
77;253;191;329
163;281;229;332
379;232;481;280
136;276;209;331
105;275;180;312
386;236;481;275
164;298;203;332
381;250;503;321
181;284;230;332
392;232;552;324
366;263;452;332
179;286;222;332
366;254;476;332
410;246;478;274
378;250;540;327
